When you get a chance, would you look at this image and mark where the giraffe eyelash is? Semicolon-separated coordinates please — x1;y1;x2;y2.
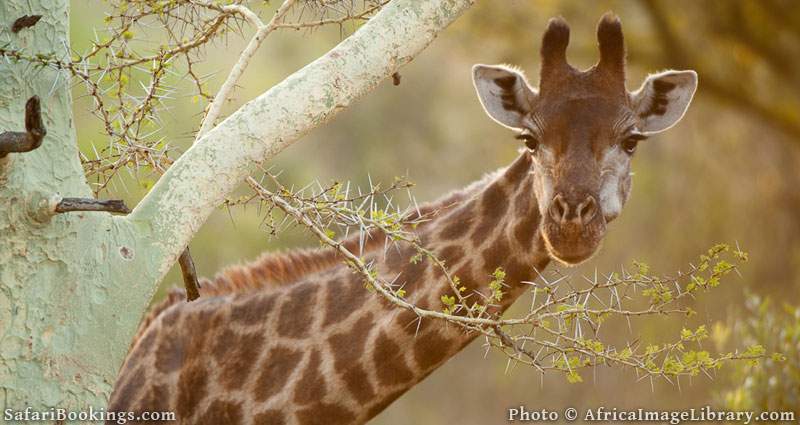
625;132;648;142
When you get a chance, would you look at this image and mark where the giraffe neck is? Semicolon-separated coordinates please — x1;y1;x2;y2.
401;151;551;314
108;152;552;425
350;151;550;419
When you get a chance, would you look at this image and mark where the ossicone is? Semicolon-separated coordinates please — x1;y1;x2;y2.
540;17;571;76
596;12;625;75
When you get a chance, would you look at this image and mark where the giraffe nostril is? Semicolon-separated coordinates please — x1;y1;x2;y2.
577;196;598;225
549;193;569;223
549;193;598;226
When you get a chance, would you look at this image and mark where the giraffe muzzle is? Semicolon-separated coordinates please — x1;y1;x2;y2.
542;192;606;265
548;193;599;226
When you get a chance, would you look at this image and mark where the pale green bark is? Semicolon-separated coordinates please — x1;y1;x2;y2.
0;0;130;412
0;0;473;416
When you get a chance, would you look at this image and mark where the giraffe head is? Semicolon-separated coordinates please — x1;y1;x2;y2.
472;13;697;265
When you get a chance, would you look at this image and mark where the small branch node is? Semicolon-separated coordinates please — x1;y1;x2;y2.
179;248;201;301
55;197;131;214
11;15;42;33
0;96;47;158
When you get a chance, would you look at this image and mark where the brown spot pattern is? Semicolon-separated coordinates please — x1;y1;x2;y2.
438;204;473;241
296;403;355;425
253;410;286;425
323;278;368;327
385;246;412;272
108;366;146;411
514;214;539;251
277;284;318;338
395;309;421;336
196;399;243;425
124;329;156;373
230;294;276;325
293;350;327;405
113;151;561;425
452;264;478;297
155;330;185;374
471;183;508;245
183;311;214;356
254;346;303;402
482;182;508;218
505;258;530;285
218;331;265;390
329;314;373;368
374;331;414;386
176;363;209;420
134;384;170;422
432;244;464;278
341;365;376;403
414;331;454;371
482;238;510;273
399;255;428;290
211;329;237;362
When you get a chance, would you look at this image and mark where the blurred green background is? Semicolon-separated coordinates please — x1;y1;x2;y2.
69;0;800;422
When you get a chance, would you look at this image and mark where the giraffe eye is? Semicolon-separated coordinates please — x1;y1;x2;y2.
515;133;540;152
621;138;638;154
621;134;647;155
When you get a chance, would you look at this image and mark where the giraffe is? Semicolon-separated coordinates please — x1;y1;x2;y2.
108;14;698;425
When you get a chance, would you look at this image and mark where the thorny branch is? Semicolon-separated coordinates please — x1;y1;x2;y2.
195;0;298;136
0;0;387;297
177;0;299;299
0;0;774;383
0;0;389;194
272;1;388;31
246;174;772;384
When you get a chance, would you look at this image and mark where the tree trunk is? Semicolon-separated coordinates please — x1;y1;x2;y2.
0;0;473;414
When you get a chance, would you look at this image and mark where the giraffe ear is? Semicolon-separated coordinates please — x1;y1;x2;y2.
631;70;698;134
472;64;538;130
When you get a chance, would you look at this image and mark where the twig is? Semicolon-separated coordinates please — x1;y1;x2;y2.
179;248;201;301
104;13;229;72
173;1;299;301
273;1;388;30
246;174;763;381
0;96;46;158
55;198;130;214
197;0;298;137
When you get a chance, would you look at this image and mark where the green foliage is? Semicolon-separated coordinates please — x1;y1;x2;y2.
268;165;773;390
718;295;800;412
440;294;456;314
532;246;770;385
488;267;506;303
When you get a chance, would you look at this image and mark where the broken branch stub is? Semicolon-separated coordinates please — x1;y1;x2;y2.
0;96;46;158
